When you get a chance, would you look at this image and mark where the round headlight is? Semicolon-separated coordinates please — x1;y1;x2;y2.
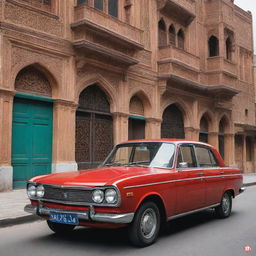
27;184;36;198
105;189;117;204
36;185;45;198
92;190;104;203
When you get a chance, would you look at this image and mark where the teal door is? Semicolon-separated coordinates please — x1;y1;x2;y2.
12;97;53;188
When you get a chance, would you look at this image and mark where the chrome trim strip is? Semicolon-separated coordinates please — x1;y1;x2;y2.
29;198;120;207
124;173;242;189
90;212;134;224
167;203;220;221
24;204;134;224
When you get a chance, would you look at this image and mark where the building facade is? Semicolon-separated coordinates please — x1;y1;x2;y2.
0;0;255;191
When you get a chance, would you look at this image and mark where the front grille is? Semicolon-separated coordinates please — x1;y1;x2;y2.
43;185;93;204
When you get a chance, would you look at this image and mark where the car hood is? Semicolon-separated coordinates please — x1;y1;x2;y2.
30;166;168;187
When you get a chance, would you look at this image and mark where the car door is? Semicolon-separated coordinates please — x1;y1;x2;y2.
175;144;206;214
194;145;224;206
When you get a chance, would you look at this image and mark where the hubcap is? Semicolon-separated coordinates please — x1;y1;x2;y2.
140;208;157;239
222;194;230;214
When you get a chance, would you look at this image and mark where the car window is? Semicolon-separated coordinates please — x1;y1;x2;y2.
177;145;197;168
195;146;219;167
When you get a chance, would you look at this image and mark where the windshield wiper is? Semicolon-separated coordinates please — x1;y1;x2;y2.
104;163;123;167
126;161;149;167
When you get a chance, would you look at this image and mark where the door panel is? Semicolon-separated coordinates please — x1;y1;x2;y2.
75;112;113;170
12;98;53;188
128;118;145;140
204;169;225;205
194;145;224;205
75;112;91;170
175;169;205;214
175;144;205;214
94;114;113;165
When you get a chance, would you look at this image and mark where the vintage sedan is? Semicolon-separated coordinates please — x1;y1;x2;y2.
25;139;244;247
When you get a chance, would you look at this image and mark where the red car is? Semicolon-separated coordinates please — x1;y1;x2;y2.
25;139;244;247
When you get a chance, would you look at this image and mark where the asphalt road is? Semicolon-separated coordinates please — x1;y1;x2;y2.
0;187;255;256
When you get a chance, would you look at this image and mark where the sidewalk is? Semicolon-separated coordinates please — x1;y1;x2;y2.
0;174;255;228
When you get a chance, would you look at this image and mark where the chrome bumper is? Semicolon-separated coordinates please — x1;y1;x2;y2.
24;204;134;224
239;187;246;194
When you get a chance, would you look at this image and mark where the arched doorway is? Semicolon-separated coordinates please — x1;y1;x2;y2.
161;104;185;139
199;115;209;143
12;66;53;188
75;84;113;169
128;95;145;140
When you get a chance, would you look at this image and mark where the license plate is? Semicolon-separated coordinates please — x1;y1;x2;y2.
49;212;79;225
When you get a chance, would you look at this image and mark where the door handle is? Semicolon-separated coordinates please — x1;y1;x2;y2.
220;171;225;174
197;172;204;176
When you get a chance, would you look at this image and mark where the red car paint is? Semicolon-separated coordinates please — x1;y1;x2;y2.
28;139;243;228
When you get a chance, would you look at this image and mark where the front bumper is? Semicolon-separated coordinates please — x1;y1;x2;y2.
24;204;134;224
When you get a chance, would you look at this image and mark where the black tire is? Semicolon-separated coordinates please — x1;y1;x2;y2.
215;192;232;218
128;201;161;247
47;220;75;234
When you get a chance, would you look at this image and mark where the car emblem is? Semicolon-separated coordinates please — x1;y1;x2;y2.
63;192;68;199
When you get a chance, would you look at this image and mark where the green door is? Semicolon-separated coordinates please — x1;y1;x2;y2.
12;97;53;188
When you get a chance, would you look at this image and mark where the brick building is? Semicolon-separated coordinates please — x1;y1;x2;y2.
0;0;255;191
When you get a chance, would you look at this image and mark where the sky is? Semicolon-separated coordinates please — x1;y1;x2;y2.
235;0;256;51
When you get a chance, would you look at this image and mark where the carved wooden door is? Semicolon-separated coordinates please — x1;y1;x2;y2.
75;85;113;170
161;104;185;139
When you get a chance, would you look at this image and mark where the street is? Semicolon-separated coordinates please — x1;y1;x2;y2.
0;187;255;256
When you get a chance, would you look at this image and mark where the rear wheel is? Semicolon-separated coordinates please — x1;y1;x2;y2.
128;201;160;247
215;192;232;218
47;220;76;234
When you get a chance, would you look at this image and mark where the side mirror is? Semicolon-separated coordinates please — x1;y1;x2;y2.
178;162;188;168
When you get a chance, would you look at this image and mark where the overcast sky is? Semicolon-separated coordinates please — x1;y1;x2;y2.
235;0;256;51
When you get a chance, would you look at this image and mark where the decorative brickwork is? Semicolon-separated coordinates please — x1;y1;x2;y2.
15;66;52;97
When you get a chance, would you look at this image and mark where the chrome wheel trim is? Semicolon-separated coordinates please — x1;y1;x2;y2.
140;208;157;239
222;194;230;215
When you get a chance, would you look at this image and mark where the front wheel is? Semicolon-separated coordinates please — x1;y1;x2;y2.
47;220;76;234
128;201;160;247
215;192;232;218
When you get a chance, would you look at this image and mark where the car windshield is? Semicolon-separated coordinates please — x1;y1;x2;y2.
102;142;176;168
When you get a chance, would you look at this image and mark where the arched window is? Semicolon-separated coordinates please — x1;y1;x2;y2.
169;24;176;45
208;36;219;57
199;115;209;143
158;19;167;47
177;29;185;50
161;104;185;139
226;37;232;60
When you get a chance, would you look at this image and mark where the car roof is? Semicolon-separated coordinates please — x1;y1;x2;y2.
121;139;213;148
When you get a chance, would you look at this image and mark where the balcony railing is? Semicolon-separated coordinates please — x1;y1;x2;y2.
158;45;200;71
207;57;238;77
72;4;144;49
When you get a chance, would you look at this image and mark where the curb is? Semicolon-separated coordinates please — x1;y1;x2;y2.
0;214;42;228
243;182;256;187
